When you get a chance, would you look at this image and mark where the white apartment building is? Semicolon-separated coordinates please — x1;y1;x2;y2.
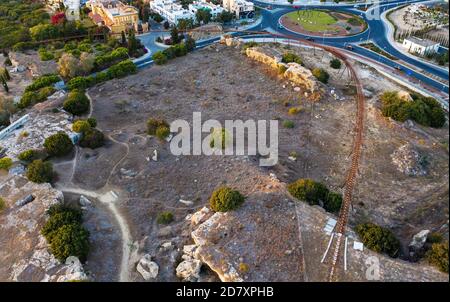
188;1;224;19
402;36;440;56
222;0;254;19
150;0;195;25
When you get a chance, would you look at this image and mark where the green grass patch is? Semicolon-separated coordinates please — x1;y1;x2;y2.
286;10;337;32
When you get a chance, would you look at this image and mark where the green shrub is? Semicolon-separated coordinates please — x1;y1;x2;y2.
147;118;169;135
427;232;444;244
72;120;92;133
0;157;13;171
312;68;330;83
381;91;446;128
106;59;137;79
38;48;54;61
209;187;245;212
41;208;83;242
18;149;45;163
63;90;90;116
44;132;74;157
242;41;258;50
0;197;5;213
155;125;170;140
79;128;105;149
157;211;174;224
330;58;341;69
425;241;449;273
26;160;53;183
355;223;400;258
66;76;94;91
278;64;288;74
24;74;60;92
87;117;97;128
282;120;295;128
94;47;128;70
18;86;56;109
288;107;302;115
209;128;229;150
152;51;168;65
288;178;328;206
324;191;342;213
282;53;303;65
49;223;90;263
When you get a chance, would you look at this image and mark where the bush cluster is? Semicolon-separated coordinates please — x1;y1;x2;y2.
94;47;128;70
44;132;74;157
0;197;5;213
152;38;196;65
147;118;169;137
18;86;56;109
209;187;245;212
287;178;342;213
26;159;53;183
72;118;104;149
330;58;341;69
282;53;303;65
157;211;174;224
0;157;13;171
425;241;449;273
41;204;90;263
24;74;60;92
380;91;446;128
18;149;46;163
312;68;330;84
355;223;400;258
66;59;137;90
63;89;90;116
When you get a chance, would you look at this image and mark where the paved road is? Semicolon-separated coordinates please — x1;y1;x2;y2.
136;0;449;96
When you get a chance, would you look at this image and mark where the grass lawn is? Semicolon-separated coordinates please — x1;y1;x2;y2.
286;10;337;32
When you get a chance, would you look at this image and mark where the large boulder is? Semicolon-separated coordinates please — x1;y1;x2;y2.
409;230;430;261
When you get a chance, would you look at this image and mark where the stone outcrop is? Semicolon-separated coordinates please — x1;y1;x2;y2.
0;175;87;281
408;230;430;261
284;62;317;92
391;143;428;176
186;192;305;282
136;254;159;280
245;46;317;92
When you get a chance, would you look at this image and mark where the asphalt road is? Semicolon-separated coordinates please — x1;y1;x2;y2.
136;0;449;95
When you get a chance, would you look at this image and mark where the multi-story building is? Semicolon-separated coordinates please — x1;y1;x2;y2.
87;0;139;33
188;1;224;19
222;0;254;19
150;0;195;25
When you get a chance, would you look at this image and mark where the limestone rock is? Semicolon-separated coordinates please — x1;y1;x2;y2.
409;230;430;261
391;144;428;176
190;206;212;226
136;254;159;280
176;259;202;282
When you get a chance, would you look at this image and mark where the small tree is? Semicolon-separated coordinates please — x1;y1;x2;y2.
18;149;45;163
170;26;181;45
209;187;245;212
26;160;53;183
44;132;74;157
147;118;169;135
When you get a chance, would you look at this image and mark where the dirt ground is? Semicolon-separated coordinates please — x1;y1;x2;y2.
68;43;448;280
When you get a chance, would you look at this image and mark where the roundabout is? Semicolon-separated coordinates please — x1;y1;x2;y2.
280;9;367;37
